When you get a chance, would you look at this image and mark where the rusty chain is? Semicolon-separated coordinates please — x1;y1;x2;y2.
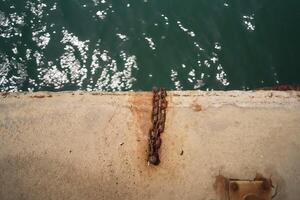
148;88;167;165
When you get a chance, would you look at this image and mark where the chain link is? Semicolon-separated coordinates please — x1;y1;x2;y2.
148;88;167;165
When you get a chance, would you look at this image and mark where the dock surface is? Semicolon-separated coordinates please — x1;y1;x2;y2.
1;91;300;200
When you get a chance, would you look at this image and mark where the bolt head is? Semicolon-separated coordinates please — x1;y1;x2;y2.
230;182;239;191
149;155;160;165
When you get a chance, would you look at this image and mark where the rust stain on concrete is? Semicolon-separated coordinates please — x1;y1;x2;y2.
257;84;300;91
31;94;45;98
128;92;154;170
30;93;53;98
129;92;185;181
91;92;103;96
191;102;202;112
214;175;230;200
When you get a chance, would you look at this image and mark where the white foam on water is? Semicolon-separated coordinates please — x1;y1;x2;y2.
161;14;169;25
96;10;107;20
90;49;139;91
116;33;128;41
177;21;196;37
0;52;28;92
145;37;156;50
50;3;57;11
170;69;183;90
216;64;230;86
32;25;51;49
214;42;222;50
242;14;255;31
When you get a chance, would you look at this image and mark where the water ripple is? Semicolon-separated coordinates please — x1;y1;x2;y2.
1;0;295;92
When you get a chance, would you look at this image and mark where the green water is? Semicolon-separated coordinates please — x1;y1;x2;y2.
0;0;299;92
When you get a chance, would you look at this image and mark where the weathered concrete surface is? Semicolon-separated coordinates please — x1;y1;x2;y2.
0;91;300;200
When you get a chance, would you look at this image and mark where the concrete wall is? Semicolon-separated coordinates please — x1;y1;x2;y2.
0;91;300;200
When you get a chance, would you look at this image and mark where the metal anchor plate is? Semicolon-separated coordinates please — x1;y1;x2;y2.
229;180;272;200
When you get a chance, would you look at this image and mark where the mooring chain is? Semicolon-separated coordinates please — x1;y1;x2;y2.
148;88;167;165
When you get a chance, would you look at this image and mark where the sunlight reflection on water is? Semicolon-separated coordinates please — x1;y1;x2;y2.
1;0;293;92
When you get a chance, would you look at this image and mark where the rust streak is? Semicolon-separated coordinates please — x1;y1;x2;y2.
31;95;45;98
128;92;153;170
192;103;202;112
256;84;300;91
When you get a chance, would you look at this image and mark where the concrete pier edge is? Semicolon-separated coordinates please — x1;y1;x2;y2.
1;91;300;200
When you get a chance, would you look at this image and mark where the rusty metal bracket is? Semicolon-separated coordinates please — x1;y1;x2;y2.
215;174;276;200
229;180;272;200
